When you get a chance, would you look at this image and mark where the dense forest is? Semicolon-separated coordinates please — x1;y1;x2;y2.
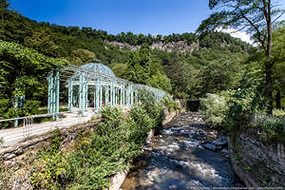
0;0;257;119
0;0;285;122
0;0;284;133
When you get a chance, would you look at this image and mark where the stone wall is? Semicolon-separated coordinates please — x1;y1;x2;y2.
0;121;96;190
229;132;285;187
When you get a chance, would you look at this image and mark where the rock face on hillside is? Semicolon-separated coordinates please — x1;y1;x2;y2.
106;40;200;54
229;132;285;187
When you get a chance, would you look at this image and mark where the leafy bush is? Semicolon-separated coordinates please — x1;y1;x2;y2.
251;114;285;141
222;67;265;131
100;106;124;129
273;109;285;117
30;152;70;189
0;99;10;118
138;90;163;126
162;95;180;112
30;94;164;190
19;100;41;116
201;93;228;127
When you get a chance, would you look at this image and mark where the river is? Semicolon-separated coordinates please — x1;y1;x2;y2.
121;112;243;190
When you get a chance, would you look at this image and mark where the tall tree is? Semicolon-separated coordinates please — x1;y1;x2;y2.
0;0;9;26
197;0;284;114
272;25;285;108
0;0;9;11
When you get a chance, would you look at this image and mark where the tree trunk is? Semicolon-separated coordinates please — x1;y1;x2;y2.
265;61;273;114
265;0;273;114
275;90;281;109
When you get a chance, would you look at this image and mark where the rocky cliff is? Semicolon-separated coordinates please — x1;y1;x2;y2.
106;40;200;54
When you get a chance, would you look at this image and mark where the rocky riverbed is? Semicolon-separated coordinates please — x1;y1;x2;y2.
121;112;242;189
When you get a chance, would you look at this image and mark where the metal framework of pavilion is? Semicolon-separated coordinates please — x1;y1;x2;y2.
47;62;166;118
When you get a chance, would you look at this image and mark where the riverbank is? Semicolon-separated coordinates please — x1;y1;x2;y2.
229;129;285;187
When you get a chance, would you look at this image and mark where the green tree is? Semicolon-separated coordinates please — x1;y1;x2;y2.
69;49;96;65
0;40;67;118
271;25;285;108
165;55;199;99
0;0;9;21
147;71;172;92
24;27;65;57
198;0;284;114
126;46;153;84
197;53;244;96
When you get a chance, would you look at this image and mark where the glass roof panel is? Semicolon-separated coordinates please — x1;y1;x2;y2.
80;62;115;77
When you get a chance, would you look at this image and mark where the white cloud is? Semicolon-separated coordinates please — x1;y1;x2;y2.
217;27;255;45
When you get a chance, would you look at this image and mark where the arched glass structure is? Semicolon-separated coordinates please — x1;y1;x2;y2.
47;62;166;118
80;63;116;77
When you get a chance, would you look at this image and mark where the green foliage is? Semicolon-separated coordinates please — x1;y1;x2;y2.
201;65;266;131
30;152;70;190
100;106;124;129
24;27;66;57
198;32;251;52
30;128;64;189
0;40;67;121
223;67;266;130
112;32;196;46
273;109;285;117
138;90;163;125
162;95;180;112
69;48;96;65
251;114;285;141
110;63;128;78
129;105;155;130
201;93;228;127
196;53;244;96
272;26;285;108
19;100;41;116
165;54;198;98
147;71;172;92
30;95;164;189
123;45;172;92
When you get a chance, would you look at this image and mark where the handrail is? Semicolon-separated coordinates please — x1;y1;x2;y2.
0;112;67;123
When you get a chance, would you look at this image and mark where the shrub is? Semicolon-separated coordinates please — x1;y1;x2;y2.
31;98;164;190
201;93;228;127
138;89;163;126
19;100;41;116
0;99;10;118
273;109;285;117
30;152;70;190
162;95;180;112
251;114;285;141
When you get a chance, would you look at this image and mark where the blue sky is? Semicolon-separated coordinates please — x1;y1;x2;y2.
9;0;285;35
9;0;211;35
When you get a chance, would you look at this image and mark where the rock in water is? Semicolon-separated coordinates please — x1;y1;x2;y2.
203;143;217;151
213;136;228;147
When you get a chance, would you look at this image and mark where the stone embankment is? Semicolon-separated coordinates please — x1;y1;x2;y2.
229;131;285;187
